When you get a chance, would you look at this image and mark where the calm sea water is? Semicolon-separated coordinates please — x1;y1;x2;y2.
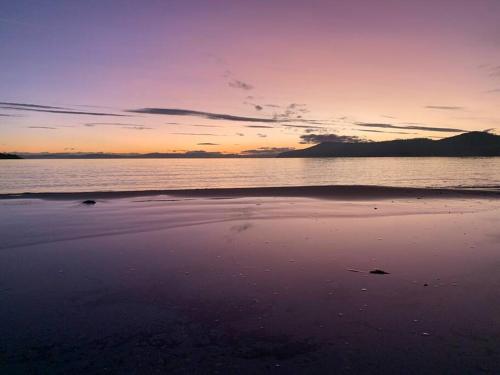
1;157;500;194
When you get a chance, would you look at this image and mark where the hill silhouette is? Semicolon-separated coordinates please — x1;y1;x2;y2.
278;132;500;157
0;153;22;159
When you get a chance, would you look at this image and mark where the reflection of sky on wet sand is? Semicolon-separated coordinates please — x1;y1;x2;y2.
1;197;500;372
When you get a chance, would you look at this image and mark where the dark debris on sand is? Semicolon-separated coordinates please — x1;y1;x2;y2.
369;269;390;275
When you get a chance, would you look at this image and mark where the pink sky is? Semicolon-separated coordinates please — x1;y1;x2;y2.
1;0;499;153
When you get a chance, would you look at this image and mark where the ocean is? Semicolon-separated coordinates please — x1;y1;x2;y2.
1;157;500;194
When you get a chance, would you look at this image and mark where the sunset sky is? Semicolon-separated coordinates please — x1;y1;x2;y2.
1;0;500;154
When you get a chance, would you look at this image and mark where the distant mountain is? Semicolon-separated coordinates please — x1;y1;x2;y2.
0;153;22;159
278;132;500;157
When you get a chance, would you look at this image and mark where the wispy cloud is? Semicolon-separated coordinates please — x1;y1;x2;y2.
356;122;467;133
483;64;500;77
27;126;57;130
197;142;219;145
300;133;361;144
169;132;224;136
272;103;310;122
425;105;464;111
128;108;278;123
243;100;264;112
228;79;253;90
245;125;274;128
1;101;127;117
165;122;222;128
358;129;416;135
84;122;151;130
478;64;500;81
85;122;141;127
257;133;267;138
282;124;325;129
0;101;67;110
5;107;127;116
122;126;152;130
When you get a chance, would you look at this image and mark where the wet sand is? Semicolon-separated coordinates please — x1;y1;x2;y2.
2;184;500;201
1;192;500;373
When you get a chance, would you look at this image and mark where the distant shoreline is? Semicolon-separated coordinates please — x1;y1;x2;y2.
2;184;500;201
0;153;22;159
6;131;499;159
4;155;500;159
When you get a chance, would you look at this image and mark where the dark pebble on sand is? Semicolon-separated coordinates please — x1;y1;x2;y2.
370;269;389;275
82;200;96;205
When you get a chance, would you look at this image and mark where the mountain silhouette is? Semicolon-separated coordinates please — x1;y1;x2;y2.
278;132;500;157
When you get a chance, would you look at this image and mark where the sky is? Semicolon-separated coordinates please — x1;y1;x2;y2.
1;0;500;154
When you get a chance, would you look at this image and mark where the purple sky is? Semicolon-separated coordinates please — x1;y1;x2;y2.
1;0;499;153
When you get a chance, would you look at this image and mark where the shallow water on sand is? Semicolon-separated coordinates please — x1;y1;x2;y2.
1;157;500;193
1;196;500;373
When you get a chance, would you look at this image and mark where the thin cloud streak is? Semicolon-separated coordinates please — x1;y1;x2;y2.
358;129;416;135
122;126;152;130
165;122;222;128
425;105;464;110
169;132;226;136
282;124;325;129
128;108;278;123
245;125;274;128
83;123;152;130
84;122;143;127
356;122;467;133
1;106;127;117
0;101;67;110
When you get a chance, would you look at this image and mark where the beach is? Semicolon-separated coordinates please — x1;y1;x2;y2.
4;0;500;372
1;187;500;373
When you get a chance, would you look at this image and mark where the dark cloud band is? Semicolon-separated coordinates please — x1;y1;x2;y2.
300;133;361;144
0;101;67;110
356;122;467;133
1;105;127;117
128;108;278;123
